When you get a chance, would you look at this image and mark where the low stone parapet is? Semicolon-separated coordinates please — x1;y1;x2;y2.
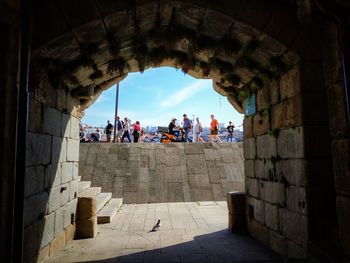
79;143;245;203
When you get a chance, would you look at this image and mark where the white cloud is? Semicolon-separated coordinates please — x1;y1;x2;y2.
159;80;210;109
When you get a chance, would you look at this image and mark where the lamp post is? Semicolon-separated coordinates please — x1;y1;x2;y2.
113;82;119;143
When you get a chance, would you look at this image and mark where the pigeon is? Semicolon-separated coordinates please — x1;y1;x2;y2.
151;219;161;232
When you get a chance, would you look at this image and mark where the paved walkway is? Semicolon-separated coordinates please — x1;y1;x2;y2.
47;202;282;263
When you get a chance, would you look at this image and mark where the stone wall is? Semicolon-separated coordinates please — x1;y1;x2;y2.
243;58;336;259
24;87;81;262
79;143;244;203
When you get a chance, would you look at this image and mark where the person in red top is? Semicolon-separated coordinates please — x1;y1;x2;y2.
131;121;141;143
210;114;222;143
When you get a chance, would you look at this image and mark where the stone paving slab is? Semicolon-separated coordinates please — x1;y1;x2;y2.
46;202;283;263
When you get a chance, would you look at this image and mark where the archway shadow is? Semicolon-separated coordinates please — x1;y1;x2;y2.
55;229;296;263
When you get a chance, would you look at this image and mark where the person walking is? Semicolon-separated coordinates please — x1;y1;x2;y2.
115;116;124;143
105;120;113;142
210;114;222;143
226;121;235;142
194;117;204;142
121;117;131;143
182;114;192;142
131;121;141;143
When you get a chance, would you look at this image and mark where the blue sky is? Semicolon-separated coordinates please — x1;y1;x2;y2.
82;67;244;130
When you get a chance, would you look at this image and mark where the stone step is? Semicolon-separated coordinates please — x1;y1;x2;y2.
78;181;91;193
77;176;82;182
97;198;123;224
96;192;112;212
78;187;101;198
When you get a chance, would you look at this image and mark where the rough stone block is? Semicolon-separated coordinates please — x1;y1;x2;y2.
45;163;61;189
269;81;280;105
212;184;225;201
269;229;287;256
228;210;246;233
69;180;78;201
265;202;279;231
286;186;307;215
186;155;208;174
332;139;350;196
70;116;80;140
65;224;75;243
244;160;255;178
253;113;269;136
41;213;55;248
204;148;221;161
51;136;67;163
227;191;246;213
190;188;213;201
26;132;51;166
327;84;350;138
184;143;204;154
337;196;350;258
77;197;97;220
275;159;306;186
243;138;256;160
25;165;45;197
49;230;66;256
67;138;80;161
286;240;307;259
61;162;73;183
189;174;211;188
54;208;64;236
277;127;304;158
43;106;61;136
280;66;300;101
28;98;42;132
166;182;184;202
220;148;235;163
60;183;70;206
61;113;71;138
250;219;269;246
85;153;97;165
260;182;285;205
256;134;277;159
24;192;48;227
247;197;264;224
254;159;274;180
76;217;97;239
279;209;308;247
48;186;61;213
165;154;182;167
246;178;260;198
243;116;253;139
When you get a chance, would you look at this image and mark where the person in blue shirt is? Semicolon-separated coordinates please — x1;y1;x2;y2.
182;114;192;142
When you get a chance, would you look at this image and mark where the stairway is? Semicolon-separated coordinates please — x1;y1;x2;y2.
77;177;123;224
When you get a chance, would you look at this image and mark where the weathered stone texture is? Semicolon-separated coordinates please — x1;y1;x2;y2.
260;182;284;205
277;127;304;158
80;143;244;203
25;166;45;197
279;209;308;247
26;132;51;166
43;107;62;136
243;138;256;159
256;134;276;159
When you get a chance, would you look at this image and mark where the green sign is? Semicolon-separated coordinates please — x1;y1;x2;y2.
244;94;256;116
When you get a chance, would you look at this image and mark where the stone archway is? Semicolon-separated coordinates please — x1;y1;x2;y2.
1;0;348;262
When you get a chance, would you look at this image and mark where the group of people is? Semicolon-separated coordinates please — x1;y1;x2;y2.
105;117;144;143
168;114;236;143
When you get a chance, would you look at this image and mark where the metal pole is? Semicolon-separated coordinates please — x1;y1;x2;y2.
14;0;31;261
113;82;120;143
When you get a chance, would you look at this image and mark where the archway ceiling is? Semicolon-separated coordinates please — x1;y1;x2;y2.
31;0;303;112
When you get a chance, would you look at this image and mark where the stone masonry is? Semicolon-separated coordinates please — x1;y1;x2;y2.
79;143;244;204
